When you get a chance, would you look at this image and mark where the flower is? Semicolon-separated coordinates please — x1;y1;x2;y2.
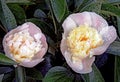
60;12;117;74
3;22;48;67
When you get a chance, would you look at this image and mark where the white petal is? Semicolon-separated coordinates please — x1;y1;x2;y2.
62;17;77;37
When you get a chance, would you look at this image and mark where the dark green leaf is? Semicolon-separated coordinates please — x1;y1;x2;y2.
117;17;120;37
0;0;17;31
76;0;93;12
108;0;120;4
26;68;43;80
0;53;17;65
43;66;74;82
50;0;68;22
106;41;120;56
6;0;34;4
34;9;47;18
2;71;15;82
114;56;120;82
15;66;26;82
26;18;56;41
8;4;26;24
101;3;120;17
82;64;105;82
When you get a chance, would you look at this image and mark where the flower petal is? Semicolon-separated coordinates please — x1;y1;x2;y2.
69;12;92;26
62;17;77;37
92;26;117;55
90;12;108;31
64;51;95;74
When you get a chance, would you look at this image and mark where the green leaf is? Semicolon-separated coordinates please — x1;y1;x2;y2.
6;0;34;4
34;9;47;18
0;0;17;31
50;0;68;22
106;41;120;56
117;17;120;37
2;71;15;82
26;68;43;80
108;0;120;4
114;56;120;82
101;3;120;17
43;66;74;82
82;64;105;82
7;4;26;24
15;66;26;82
0;53;17;65
26;18;56;41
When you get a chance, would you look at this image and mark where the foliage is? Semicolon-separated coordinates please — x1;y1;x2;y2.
0;0;120;82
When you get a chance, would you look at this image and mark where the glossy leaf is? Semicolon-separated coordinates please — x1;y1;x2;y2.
15;66;26;82
50;0;68;22
8;4;26;24
101;3;120;17
117;17;120;37
34;9;47;18
114;56;120;82
106;41;120;56
0;53;17;65
43;66;74;82
0;0;17;31
82;64;105;82
26;68;43;80
6;0;34;4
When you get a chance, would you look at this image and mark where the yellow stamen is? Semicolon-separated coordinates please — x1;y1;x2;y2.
67;24;103;62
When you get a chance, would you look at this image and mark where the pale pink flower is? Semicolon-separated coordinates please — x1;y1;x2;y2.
3;22;48;67
60;12;117;73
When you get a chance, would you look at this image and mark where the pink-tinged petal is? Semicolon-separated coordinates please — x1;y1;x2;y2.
100;26;117;43
92;26;117;55
19;58;44;67
69;12;92;26
90;12;108;31
64;51;95;74
62;17;77;37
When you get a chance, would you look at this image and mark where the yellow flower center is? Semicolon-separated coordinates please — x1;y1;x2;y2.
7;30;42;62
67;24;103;63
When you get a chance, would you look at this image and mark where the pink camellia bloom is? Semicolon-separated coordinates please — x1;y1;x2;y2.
3;22;48;67
60;12;117;74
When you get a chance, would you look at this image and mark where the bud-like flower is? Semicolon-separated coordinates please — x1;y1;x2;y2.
3;22;48;67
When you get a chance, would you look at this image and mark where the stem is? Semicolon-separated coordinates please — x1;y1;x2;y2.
15;65;26;82
48;0;57;34
0;24;7;33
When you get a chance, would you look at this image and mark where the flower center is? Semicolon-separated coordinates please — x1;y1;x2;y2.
7;29;42;62
67;24;103;63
